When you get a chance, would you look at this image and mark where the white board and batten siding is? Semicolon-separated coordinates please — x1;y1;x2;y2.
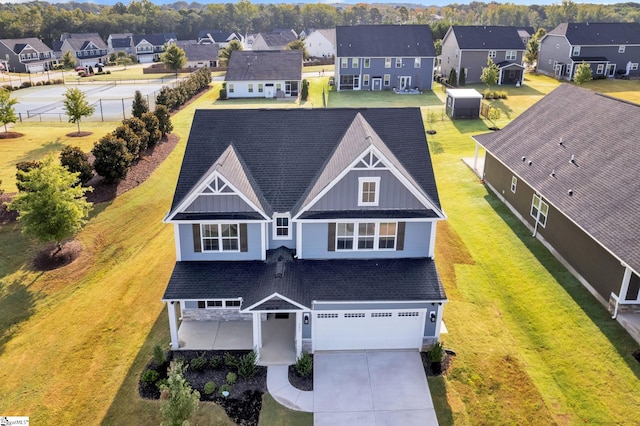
312;309;426;351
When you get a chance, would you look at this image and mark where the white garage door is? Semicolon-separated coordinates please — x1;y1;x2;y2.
27;64;44;73
312;309;425;351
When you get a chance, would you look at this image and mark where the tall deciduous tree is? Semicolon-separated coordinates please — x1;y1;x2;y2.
0;88;18;133
286;39;309;60
161;44;187;77
115;51;135;69
159;360;200;426
573;61;593;85
63;88;95;135
481;57;500;87
525;37;540;67
7;154;92;252
218;39;243;67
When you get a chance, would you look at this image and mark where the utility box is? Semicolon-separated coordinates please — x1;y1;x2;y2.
446;88;483;119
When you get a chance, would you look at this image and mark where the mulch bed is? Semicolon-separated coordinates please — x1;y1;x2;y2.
139;350;267;426
66;131;93;137
32;240;82;271
421;349;456;377
288;358;313;391
0;131;24;139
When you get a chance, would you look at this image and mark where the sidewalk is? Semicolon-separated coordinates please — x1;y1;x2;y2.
266;365;313;412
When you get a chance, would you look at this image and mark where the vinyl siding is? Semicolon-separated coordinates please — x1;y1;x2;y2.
178;222;263;260
268;221;296;250
301;221;432;259
538;35;572;79
336;56;434;91
185;194;256;213
226;80;292;98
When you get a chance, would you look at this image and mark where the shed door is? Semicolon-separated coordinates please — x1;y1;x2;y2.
312;309;425;351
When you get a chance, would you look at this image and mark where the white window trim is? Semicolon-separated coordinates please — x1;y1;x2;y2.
273;213;292;240
631;63;638;71
363;74;370;86
618;45;626;53
573;46;581;56
197;299;242;309
352;57;358;68
385;58;391;68
201;223;240;252
596;64;604;74
510;176;517;193
505;50;517;61
488;50;496;58
358;176;380;206
414;57;421;68
364;58;370;68
530;194;549;228
335;221;398;251
395;58;402;68
383;74;390;86
341;57;348;68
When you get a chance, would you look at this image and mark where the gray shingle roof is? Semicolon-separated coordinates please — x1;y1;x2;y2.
257;32;297;49
176;40;219;61
168;108;442;217
133;33;176;47
225;50;302;81
163;247;446;305
61;33;107;50
549;22;640;45
336;25;435;57
0;38;53;54
450;26;525;50
474;84;640;275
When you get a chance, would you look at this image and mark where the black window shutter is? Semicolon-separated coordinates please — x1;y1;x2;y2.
192;224;202;252
240;223;248;252
396;222;405;251
328;223;336;251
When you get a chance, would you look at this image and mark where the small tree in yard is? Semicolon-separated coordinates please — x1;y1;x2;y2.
122;117;150;153
487;107;502;129
0;88;18;134
131;90;149;119
574;61;593;85
141;112;162;146
92;134;132;183
61;50;76;69
481;57;500;87
7;154;92;253
301;79;309;101
286;39;309;60
63;88;95;135
60;146;93;185
15;161;41;192
448;68;457;86
218;39;243;67
159;360;200;426
154;105;173;137
161;44;187;77
115;51;134;69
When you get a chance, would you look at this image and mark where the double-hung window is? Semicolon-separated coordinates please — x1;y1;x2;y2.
341;57;348;68
505;50;517;61
364;58;370;68
248;84;254;93
352;58;358;68
385;58;391;68
488;50;496;59
530;195;549;227
335;222;398;251
572;46;581;56
273;214;291;240
618;45;626;53
395;58;402;68
414;58;421;68
201;224;239;251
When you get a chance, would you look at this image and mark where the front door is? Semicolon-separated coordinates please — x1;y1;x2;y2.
606;64;616;77
372;78;382;91
399;76;411;90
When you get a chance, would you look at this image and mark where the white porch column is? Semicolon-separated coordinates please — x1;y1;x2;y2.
295;311;303;359
167;301;180;350
252;313;262;357
434;304;444;338
612;266;632;319
498;68;503;85
473;141;479;172
428;221;437;260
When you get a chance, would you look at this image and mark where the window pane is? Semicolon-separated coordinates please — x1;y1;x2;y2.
203;239;219;251
221;224;238;237
337;238;353;250
359;223;375;236
338;223;354;236
202;224;218;237
379;223;396;236
223;239;238;251
358;238;374;249
378;237;395;249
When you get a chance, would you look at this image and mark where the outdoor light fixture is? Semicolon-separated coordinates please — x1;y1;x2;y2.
429;312;437;322
304;313;309;325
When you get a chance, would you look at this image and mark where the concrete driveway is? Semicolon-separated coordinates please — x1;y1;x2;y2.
314;350;438;425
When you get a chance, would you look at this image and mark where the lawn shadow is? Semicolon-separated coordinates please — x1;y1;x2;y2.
428;376;454;425
450;116;493;135
487;99;514;119
482;189;640;380
18;138;66;163
0;272;42;356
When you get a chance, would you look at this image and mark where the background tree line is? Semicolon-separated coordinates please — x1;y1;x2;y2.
1;0;639;46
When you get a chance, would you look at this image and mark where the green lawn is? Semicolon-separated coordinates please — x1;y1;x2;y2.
0;73;638;425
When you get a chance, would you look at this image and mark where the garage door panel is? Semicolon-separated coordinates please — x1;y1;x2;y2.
313;310;425;351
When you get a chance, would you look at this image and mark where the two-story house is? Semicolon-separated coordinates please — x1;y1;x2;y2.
0;38;56;73
304;28;336;58
224;50;302;98
133;33;177;63
440;26;525;85
335;25;436;92
197;30;243;48
162;108;448;362
251;30;298;51
107;33;134;55
538;22;640;80
472;84;640;344
59;33;109;67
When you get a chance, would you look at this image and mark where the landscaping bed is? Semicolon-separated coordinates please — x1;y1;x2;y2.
139;350;267;425
288;353;313;391
421;347;456;377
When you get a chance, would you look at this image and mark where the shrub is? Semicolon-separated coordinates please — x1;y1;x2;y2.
224;352;238;368
59;145;93;185
301;79;309;101
219;384;231;396
141;369;160;384
428;342;444;363
219;87;227;100
156;378;168;390
295;352;313;377
153;344;167;366
92;134;132;183
226;372;237;385
122;117;150;153
140;112;162;146
237;350;258;379
131;90;149;118
21;81;32;88
209;356;222;369
204;381;216;395
15;160;41;192
190;352;208;372
154;105;173;136
112;124;142;160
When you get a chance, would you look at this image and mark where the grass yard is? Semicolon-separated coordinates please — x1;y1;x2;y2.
0;72;638;425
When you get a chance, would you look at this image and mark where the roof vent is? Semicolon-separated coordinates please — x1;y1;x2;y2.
550;169;556;177
568;189;574;196
570;154;576;164
275;259;284;278
558;138;563;146
528;160;533;166
522;156;526;162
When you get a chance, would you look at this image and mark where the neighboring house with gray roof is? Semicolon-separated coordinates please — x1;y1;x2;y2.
0;37;56;73
538;22;640;80
440;25;525;85
59;33;108;67
107;33;134;54
133;33;176;63
197;30;242;48
176;40;219;68
304;28;336;58
161;108;448;359
473;84;640;343
224;50;302;98
251;30;297;51
335;25;436;91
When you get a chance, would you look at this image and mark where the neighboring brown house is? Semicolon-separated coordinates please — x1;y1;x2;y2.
473;84;640;342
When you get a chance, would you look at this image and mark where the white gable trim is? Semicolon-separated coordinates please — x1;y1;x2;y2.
293;145;444;220
164;171;269;222
242;292;310;312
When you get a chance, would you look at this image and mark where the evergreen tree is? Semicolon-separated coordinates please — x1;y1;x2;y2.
458;68;466;86
448;68;457;86
161;44;187;77
60;145;93;185
154;105;173;136
7;154;92;252
218;40;243;67
92;135;132;183
131;90;149;119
